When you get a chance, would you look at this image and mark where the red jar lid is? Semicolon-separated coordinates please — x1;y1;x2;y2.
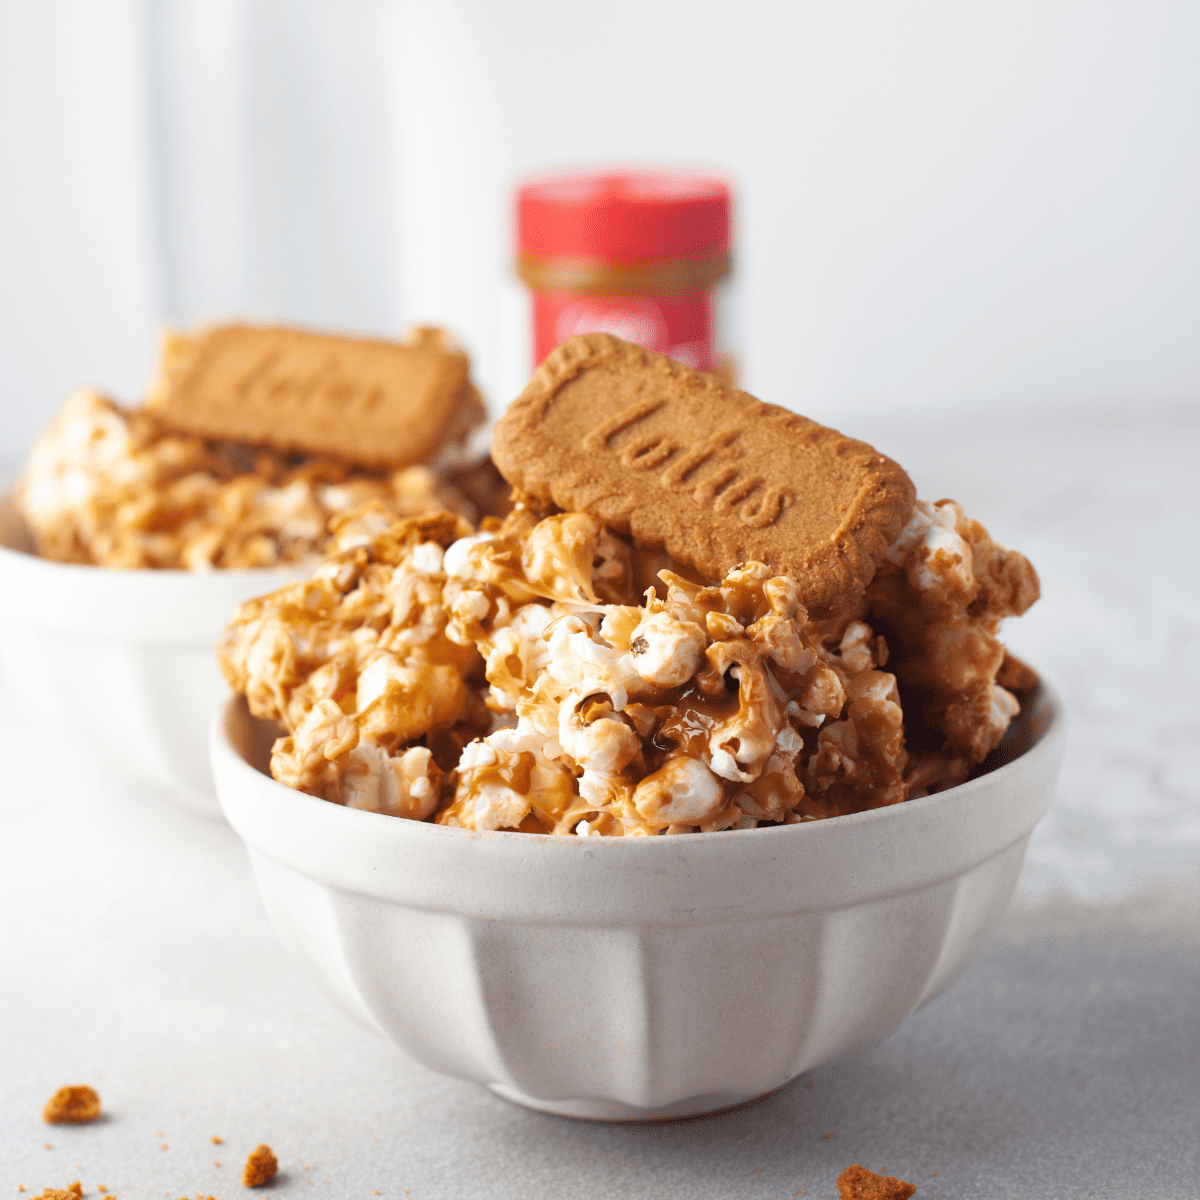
516;170;731;262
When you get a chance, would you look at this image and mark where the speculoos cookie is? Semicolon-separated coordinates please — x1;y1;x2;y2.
146;322;485;468
491;333;915;615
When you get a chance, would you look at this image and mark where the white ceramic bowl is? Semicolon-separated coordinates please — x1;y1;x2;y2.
214;680;1065;1121
0;492;308;817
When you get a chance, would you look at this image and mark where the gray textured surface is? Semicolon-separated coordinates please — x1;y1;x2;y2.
3;404;1198;1198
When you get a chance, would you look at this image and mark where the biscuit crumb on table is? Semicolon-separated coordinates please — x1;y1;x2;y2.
243;1144;279;1187
30;1185;82;1200
42;1087;101;1125
836;1163;917;1199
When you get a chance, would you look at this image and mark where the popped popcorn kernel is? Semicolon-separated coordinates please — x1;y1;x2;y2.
18;390;471;571
221;491;1035;834
869;499;1040;790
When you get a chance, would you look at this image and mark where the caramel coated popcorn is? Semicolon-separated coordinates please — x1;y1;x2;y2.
867;499;1040;794
220;492;1037;835
18;390;469;571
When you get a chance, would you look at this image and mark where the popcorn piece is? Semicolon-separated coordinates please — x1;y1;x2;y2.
270;698;360;796
704;638;788;783
628;610;706;687
221;490;1036;834
633;757;725;825
339;744;443;820
521;512;611;603
18;390;470;571
446;729;576;832
477;602;554;712
42;1085;101;1124
452;740;533;831
804;668;907;815
219;510;486;808
868;499;1039;777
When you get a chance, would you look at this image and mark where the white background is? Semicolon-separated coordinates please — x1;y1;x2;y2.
1;0;1198;458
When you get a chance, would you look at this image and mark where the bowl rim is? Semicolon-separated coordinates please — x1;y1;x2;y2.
214;677;1066;849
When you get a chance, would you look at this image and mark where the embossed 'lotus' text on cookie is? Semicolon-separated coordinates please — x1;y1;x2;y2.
147;323;484;468
492;333;916;614
230;347;392;416
581;400;793;529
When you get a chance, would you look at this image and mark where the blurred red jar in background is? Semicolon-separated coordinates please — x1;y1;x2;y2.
515;170;735;381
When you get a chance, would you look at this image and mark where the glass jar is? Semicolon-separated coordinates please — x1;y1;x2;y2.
514;170;737;383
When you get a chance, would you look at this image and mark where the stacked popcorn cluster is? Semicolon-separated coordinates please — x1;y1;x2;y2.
218;493;1038;836
19;390;469;571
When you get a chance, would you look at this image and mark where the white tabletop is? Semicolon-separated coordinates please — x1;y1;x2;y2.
3;402;1198;1200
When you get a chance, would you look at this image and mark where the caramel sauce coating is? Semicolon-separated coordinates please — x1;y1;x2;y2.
218;489;1034;835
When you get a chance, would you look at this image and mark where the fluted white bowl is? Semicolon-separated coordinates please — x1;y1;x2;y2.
0;492;308;817
214;682;1064;1120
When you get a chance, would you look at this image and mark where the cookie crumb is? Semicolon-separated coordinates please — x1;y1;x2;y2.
212;1137;223;1145
805;1081;814;1089
823;1132;834;1139
30;1189;82;1200
243;1144;278;1188
42;1087;100;1126
836;1163;917;1199
69;1185;81;1197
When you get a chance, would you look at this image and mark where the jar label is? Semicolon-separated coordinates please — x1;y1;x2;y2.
532;293;714;372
